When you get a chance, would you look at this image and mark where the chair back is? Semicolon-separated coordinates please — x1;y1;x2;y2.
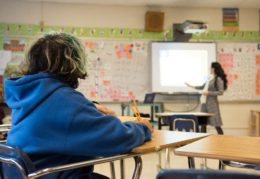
157;169;260;179
0;143;36;179
170;115;199;132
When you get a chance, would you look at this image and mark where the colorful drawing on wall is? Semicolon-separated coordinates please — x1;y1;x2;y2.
3;38;26;52
223;8;239;32
115;43;133;59
218;53;237;85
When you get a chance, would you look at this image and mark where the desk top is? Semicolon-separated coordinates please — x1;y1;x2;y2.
174;135;260;164
132;130;210;154
118;116;147;123
155;112;214;117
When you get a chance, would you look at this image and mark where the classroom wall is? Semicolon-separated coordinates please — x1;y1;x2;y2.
0;0;259;31
1;0;259;136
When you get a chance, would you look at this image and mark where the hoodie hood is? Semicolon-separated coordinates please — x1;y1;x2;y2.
4;73;68;124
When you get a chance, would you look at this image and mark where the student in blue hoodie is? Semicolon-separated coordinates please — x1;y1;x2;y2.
4;33;152;179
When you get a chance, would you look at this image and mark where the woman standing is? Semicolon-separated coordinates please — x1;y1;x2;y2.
186;62;228;134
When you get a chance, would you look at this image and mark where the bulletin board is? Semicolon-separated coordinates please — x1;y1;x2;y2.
217;42;260;101
1;23;260;102
77;39;150;101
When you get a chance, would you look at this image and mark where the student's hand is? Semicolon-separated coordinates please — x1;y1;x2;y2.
202;91;208;96
95;104;116;116
138;118;153;133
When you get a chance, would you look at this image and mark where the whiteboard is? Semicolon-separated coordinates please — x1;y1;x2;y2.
217;42;260;101
77;39;150;101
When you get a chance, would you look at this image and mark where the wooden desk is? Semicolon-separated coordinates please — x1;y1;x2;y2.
174;135;260;167
250;110;260;136
156;112;214;132
132;130;210;153
128;130;210;178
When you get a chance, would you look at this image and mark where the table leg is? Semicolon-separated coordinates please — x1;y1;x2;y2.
132;156;142;179
188;157;195;169
165;148;170;168
120;159;125;179
109;162;116;179
150;106;154;123
157;152;162;171
200;125;207;133
158;117;162;130
121;103;126;116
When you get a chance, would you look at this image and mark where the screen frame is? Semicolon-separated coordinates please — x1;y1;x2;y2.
151;42;216;93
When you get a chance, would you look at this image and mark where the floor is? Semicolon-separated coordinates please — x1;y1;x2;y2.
94;127;260;179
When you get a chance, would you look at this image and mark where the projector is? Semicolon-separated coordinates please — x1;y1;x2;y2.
173;20;208;42
181;20;208;34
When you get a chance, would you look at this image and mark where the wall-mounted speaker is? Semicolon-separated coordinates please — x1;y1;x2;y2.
145;11;164;32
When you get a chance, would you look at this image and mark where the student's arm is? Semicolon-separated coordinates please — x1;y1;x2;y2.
94;103;116;116
204;77;224;96
64;93;152;157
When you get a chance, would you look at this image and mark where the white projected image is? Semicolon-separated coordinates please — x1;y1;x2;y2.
159;50;208;87
151;42;216;93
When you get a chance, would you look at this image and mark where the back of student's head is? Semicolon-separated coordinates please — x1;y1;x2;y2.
25;32;87;88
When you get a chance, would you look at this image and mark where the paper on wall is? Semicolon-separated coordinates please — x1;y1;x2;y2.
0;50;12;75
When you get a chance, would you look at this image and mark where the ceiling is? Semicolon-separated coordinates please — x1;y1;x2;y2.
20;0;260;8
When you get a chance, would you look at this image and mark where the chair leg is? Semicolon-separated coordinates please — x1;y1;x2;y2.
200;158;208;169
132;156;142;179
120;159;125;179
188;157;195;169
110;162;116;179
219;160;225;170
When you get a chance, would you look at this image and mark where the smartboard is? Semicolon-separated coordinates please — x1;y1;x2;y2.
151;42;216;93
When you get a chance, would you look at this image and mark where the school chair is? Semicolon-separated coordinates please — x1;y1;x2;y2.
170;115;199;132
219;160;260;171
0;143;119;179
168;115;209;169
156;169;260;179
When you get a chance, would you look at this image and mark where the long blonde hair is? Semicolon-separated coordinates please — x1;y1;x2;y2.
25;32;87;88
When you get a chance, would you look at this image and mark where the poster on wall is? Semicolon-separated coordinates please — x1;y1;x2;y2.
223;8;239;32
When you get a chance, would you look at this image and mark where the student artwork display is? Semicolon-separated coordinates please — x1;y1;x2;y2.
1;38;29;77
77;40;149;101
1;22;260;101
218;43;260;101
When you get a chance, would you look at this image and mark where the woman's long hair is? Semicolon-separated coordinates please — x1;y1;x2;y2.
211;62;228;90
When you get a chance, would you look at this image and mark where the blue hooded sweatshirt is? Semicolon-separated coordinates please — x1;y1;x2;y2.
4;73;151;179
